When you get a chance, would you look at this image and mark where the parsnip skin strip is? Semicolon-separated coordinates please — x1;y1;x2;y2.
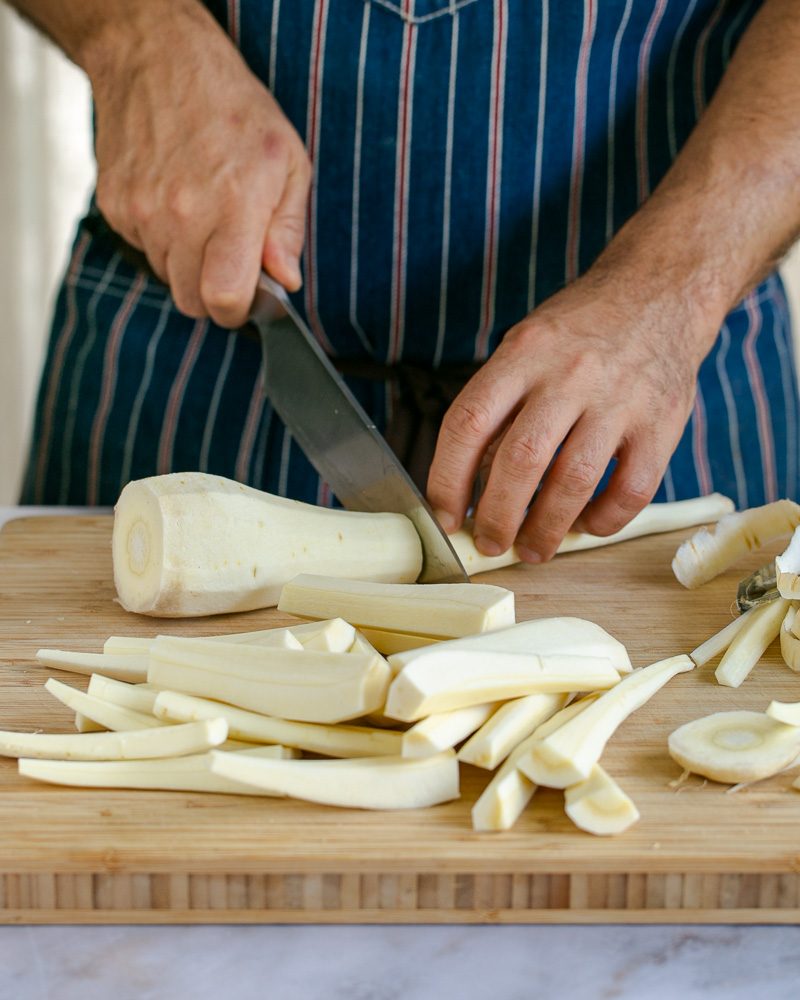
19;745;294;795
690;606;757;667
35;650;148;684
0;718;228;761
564;766;640;836
766;699;800;726
452;495;735;575
520;655;694;789
714;598;788;688
401;703;497;758
209;749;460;810
45;679;164;732
385;651;619;722
458;693;569;770
278;575;515;639
153;690;404;758
471;697;598;832
673;499;800;590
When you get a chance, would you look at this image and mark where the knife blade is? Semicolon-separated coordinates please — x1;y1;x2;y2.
250;273;468;584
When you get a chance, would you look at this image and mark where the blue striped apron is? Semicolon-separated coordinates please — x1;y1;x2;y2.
21;0;799;512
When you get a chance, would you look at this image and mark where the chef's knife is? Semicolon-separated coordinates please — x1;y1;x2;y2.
250;273;468;585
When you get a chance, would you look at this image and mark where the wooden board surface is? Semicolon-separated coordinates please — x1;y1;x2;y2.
1;515;800;925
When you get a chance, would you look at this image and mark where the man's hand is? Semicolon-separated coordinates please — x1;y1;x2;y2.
9;0;311;328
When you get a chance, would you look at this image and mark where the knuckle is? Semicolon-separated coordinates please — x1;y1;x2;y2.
554;458;601;499
615;474;658;513
165;183;196;223
504;436;546;477
443;398;494;443
261;129;290;163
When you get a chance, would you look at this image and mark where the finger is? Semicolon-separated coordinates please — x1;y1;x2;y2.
515;415;621;562
574;430;674;537
164;243;206;319
470;394;583;556
199;212;266;329
262;155;312;292
426;363;526;533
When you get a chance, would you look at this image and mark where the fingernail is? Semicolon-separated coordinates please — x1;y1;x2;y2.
474;535;504;557
433;509;458;534
516;544;542;564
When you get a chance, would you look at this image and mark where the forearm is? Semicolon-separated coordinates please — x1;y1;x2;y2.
595;0;800;352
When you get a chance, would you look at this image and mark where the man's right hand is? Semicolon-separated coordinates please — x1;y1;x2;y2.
86;1;311;327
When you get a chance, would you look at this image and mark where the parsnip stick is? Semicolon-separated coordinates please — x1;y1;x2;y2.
780;605;800;672
690;606;757;667
35;649;148;683
458;693;569;770
715;598;788;688
45;678;164;732
87;675;160;715
355;627;440;657
75;712;105;734
401;703;497;758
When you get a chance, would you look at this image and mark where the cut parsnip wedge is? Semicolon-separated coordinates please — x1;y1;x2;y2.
471;696;597;832
690;606;757;667
564;765;640;836
766;700;800;727
289;619;356;652
113;473;423;616
714;597;788;688
458;693;569;770
668;710;800;783
355;627;440;657
401;703;496;758
452;495;735;575
278;575;515;639
153;690;403;758
75;712;105;734
45;678;164;732
209;749;460;810
103;636;153;657
776;528;800;600
19;745;295;795
780;606;800;672
0;718;228;760
35;649;148;683
148;637;390;724
87;676;160;716
385;651;619;722
673;499;800;589
520;655;694;788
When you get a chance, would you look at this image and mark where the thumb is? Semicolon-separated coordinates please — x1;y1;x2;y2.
262;157;311;292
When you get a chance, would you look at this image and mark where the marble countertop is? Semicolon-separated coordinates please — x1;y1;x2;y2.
1;507;798;999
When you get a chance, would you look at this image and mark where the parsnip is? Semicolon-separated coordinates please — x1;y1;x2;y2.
35;649;148;684
668;710;800;783
452;495;735;575
766;700;800;727
0;718;228;760
45;678;164;732
690;606;757;667
278;575;515;639
148;636;390;724
103;622;352;656
87;676;160;715
209;749;460;810
401;703;497;758
520;654;694;788
19;745;295;795
289;619;356;652
776;528;800;600
385;650;619;722
471;697;598;832
564;766;640;836
113;472;423;616
153;690;404;758
458;693;569;770
714;597;788;688
673;499;800;589
355;627;440;657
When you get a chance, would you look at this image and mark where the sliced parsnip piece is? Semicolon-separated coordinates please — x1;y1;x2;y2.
35;649;149;683
780;605;800;672
75;712;105;734
148;637;390;724
153;690;403;758
452;495;735;575
278;575;515;639
401;703;497;758
104;628;304;656
520;655;694;788
356;627;440;657
766;700;800;726
471;696;598;832
19;745;296;795
289;619;356;652
564;765;640;836
690;606;757;667
668;710;800;783
0;718;228;761
673;499;800;589
45;678;164;732
209;749;460;810
714;597;788;688
87;675;160;715
385;650;619;722
458;693;569;770
776;528;800;600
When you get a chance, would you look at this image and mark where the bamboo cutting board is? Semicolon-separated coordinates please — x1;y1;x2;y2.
1;515;800;925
